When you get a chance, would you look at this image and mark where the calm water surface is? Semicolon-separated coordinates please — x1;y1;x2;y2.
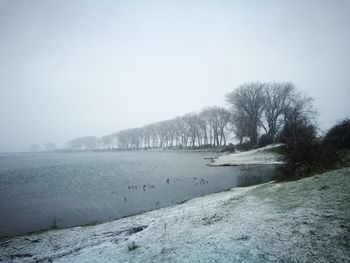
0;151;282;237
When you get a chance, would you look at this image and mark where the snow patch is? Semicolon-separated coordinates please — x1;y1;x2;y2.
209;143;285;166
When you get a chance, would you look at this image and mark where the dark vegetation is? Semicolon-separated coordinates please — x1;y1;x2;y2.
279;118;350;178
258;134;274;148
324;118;350;149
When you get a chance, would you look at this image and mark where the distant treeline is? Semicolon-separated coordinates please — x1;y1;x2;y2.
29;142;57;152
66;82;315;151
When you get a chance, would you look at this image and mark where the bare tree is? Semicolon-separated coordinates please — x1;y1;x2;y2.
183;113;200;147
67;136;101;150
29;144;41;152
67;137;85;150
102;135;114;149
226;82;265;145
44;141;57;151
261;82;295;140
198;111;209;146
83;136;101;150
216;107;231;146
229;112;249;146
281;91;316;146
201;107;220;146
200;107;230;146
110;133;119;148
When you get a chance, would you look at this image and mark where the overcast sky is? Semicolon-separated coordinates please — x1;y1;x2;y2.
0;0;349;152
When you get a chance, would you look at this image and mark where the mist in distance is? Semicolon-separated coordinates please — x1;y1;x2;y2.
0;0;349;152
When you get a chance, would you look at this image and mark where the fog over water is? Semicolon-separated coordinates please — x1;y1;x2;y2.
0;0;349;152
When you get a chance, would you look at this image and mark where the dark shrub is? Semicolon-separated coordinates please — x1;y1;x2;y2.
199;144;214;149
324;118;350;149
279;118;341;178
278;118;316;146
285;140;340;178
258;134;274;147
224;143;236;152
236;141;253;151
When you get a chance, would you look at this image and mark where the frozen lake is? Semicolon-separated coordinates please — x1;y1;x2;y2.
0;151;282;237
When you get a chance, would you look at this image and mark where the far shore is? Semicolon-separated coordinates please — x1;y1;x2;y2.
28;146;229;154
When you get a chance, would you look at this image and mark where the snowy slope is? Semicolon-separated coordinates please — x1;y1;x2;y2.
1;168;349;263
209;144;285;166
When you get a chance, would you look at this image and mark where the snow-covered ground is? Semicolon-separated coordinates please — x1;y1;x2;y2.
209;143;285;166
1;167;349;263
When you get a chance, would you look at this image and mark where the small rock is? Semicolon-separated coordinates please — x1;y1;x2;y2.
236;235;249;240
319;185;330;191
127;241;139;251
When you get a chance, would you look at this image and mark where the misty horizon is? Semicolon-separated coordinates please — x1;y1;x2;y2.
1;0;350;152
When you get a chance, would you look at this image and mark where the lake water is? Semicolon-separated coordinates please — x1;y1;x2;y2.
0;151;283;237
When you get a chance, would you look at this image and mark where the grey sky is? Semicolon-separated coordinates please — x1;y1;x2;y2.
0;0;349;152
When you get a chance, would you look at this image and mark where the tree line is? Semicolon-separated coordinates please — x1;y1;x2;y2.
67;106;231;150
29;142;57;152
66;82;314;151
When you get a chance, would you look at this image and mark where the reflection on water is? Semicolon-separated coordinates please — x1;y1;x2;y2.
0;151;283;237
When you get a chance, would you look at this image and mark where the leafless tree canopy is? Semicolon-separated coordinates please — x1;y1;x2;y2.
261;82;295;138
225;82;265;145
112;107;231;150
44;142;57;152
67;136;102;151
226;82;315;146
63;82;315;150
